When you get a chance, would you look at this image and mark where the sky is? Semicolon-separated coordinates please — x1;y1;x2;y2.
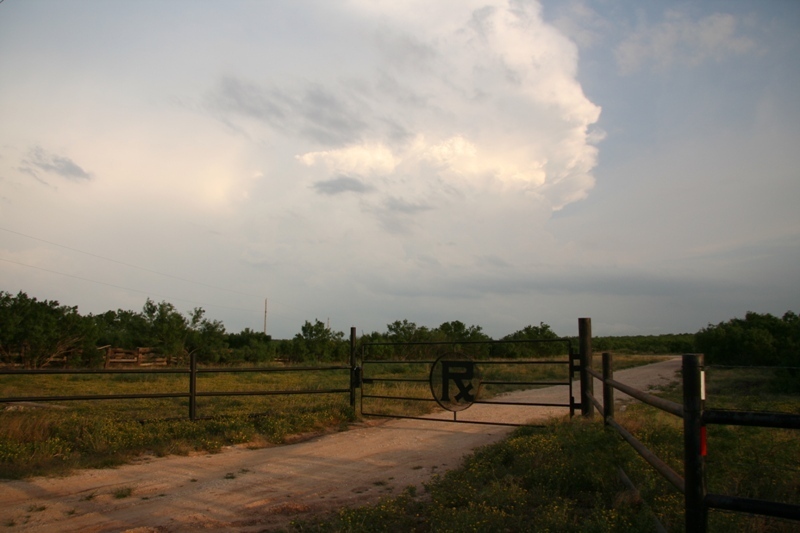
1;0;798;339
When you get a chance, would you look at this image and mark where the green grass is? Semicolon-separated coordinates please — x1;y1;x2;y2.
0;364;355;479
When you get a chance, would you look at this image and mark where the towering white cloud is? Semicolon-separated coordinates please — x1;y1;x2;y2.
205;1;604;286
289;0;602;213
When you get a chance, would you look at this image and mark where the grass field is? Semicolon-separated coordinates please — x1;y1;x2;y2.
0;365;355;478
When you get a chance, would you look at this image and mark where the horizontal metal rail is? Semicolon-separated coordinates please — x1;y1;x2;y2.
196;389;349;397
0;368;189;375
361;360;435;364
607;378;684;418
607;418;685;493
361;377;428;383
362;338;572;347
482;380;570;386
474;400;572;408
0;393;189;402
362;359;571;365
362;394;436;402
196;365;349;373
708;364;800;370
588;365;683;419
704;409;800;429
0;365;348;375
478;360;570;365
361;396;572;408
705;493;800;521
0;388;351;403
358;411;546;427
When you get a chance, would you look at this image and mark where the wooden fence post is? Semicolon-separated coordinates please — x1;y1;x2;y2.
349;327;357;408
189;352;197;421
579;318;593;418
602;352;614;424
683;354;707;532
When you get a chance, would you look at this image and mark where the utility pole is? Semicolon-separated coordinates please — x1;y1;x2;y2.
263;298;268;335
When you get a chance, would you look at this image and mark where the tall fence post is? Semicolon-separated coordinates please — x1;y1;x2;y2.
189;352;197;421
349;327;357;408
683;354;707;532
579;318;593;418
602;352;614;424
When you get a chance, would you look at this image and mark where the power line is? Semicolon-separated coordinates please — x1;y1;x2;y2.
0;226;254;297
0;256;258;314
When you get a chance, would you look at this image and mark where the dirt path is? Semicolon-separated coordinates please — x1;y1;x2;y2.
0;358;681;532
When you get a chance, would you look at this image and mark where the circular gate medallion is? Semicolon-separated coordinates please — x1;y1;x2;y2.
429;353;482;412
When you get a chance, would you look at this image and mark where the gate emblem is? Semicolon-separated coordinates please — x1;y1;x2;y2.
429;353;482;412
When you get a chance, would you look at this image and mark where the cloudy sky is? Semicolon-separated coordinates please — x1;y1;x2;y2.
1;0;798;339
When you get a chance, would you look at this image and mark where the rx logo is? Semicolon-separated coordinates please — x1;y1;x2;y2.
430;354;482;412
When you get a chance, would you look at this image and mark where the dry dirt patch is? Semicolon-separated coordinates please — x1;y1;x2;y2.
0;358;680;532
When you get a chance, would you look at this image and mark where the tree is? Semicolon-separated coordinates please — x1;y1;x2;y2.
435;321;490;342
92;309;149;349
292;319;345;362
695;311;799;366
226;328;273;363
386;319;431;343
434;320;492;358
493;322;563;358
186;307;228;364
141;299;190;363
0;291;96;368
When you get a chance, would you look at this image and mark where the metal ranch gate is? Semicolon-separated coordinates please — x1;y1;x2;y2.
357;338;580;426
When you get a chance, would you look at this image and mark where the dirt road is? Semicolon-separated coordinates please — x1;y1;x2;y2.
0;358;681;532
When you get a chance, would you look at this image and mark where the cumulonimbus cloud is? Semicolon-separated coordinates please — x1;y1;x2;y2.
293;0;602;214
212;0;602;271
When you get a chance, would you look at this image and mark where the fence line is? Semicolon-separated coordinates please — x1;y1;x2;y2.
0;352;353;421
587;352;800;532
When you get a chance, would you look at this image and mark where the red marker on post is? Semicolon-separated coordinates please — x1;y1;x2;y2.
700;369;707;456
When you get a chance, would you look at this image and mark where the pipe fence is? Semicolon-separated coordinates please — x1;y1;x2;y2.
586;352;800;532
0;353;353;421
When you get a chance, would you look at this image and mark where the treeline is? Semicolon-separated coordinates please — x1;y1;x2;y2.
695;311;800;366
1;291;797;368
0;292;247;368
592;334;695;355
359;320;565;360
